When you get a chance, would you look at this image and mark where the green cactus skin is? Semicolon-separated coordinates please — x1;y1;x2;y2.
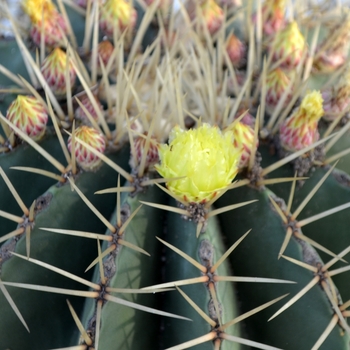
162;203;241;350
281;167;350;303
216;184;350;350
259;145;350;304
0;147;130;350
0;40;29;92
77;181;171;350
0;134;68;239
0;1;350;349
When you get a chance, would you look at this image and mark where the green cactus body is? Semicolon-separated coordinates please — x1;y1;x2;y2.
77;182;170;349
0;147;130;349
0;134;68;238
0;0;350;349
282;167;350;303
216;184;350;349
162;202;241;350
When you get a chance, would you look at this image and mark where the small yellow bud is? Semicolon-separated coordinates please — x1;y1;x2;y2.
22;0;68;47
99;0;137;38
231;122;258;169
253;0;287;36
156;124;240;203
265;68;293;115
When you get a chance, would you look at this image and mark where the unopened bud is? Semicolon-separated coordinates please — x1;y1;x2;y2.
232;122;258;169
279;91;324;151
67;126;106;171
226;33;246;68
6;95;48;141
271;21;306;69
265;68;293;114
41;48;76;97
99;0;137;38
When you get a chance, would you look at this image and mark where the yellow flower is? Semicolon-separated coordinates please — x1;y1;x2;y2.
156;124;240;203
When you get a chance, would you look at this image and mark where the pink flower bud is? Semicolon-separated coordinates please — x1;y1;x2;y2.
322;67;350;121
130;133;160;171
67;126;106;171
226;33;246;68
313;20;350;74
74;93;103;125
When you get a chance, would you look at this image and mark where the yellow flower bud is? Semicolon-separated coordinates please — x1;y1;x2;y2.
6;95;48;141
40;48;76;97
298;90;324;122
279;90;324;151
156;124;240;203
22;0;56;24
272;21;306;69
99;0;137;38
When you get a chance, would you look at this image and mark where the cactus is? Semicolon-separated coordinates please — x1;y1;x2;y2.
0;1;350;350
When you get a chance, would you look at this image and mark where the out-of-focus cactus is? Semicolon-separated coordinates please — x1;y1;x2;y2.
22;0;69;48
265;67;293;114
99;0;137;38
253;0;286;37
313;13;350;74
0;1;350;350
186;0;224;36
225;33;246;68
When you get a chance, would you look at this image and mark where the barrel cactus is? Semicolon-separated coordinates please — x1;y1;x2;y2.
0;0;350;349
